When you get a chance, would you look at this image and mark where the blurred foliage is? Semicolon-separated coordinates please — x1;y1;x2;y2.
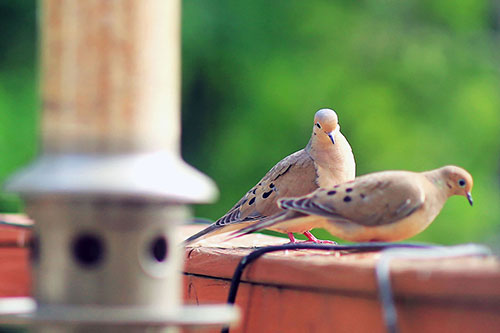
0;1;499;244
0;0;37;213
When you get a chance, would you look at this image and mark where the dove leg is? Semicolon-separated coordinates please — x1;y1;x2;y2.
287;233;297;243
303;231;337;244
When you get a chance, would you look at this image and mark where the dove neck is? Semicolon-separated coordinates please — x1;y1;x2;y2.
307;130;335;151
423;170;453;200
306;130;347;158
306;132;355;187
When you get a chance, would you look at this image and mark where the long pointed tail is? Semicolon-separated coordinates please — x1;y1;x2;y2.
228;210;297;240
184;223;221;245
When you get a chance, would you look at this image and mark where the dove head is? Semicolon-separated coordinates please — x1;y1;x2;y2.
313;108;339;145
440;165;474;206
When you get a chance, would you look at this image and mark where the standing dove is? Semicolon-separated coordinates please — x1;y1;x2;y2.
232;165;473;242
185;108;356;244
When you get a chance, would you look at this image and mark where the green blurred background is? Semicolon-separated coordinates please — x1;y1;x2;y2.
0;0;499;245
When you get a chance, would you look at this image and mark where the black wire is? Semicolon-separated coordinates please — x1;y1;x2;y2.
220;242;433;333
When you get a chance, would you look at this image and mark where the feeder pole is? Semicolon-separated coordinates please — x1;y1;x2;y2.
3;0;238;331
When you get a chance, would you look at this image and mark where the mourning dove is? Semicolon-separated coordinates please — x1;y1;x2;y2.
185;108;356;244
232;165;473;242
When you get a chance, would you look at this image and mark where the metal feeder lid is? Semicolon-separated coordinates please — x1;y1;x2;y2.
4;151;218;204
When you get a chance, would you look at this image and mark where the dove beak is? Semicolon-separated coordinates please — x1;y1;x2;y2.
327;132;335;145
466;192;473;206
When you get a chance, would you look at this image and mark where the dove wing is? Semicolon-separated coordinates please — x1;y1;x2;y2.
280;171;426;227
216;149;318;227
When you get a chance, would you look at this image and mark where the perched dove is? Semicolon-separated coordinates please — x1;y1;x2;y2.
232;165;473;242
185;108;356;244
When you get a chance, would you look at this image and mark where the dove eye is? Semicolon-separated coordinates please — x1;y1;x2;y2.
458;179;466;187
316;123;321;129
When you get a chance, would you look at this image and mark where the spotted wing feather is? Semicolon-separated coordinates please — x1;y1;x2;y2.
283;171;426;227
184;149;318;244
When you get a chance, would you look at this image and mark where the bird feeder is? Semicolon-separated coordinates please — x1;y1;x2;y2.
0;0;238;331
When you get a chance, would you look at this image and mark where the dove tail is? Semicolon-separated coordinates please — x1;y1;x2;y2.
184;223;221;245
229;211;293;239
